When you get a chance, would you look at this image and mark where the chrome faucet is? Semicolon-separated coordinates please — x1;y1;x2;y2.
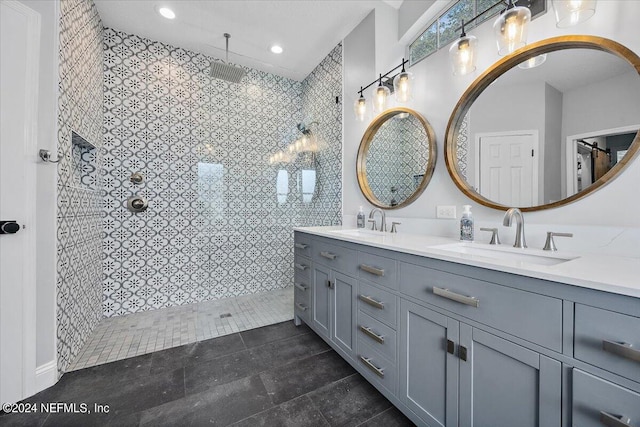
369;208;386;232
503;208;527;248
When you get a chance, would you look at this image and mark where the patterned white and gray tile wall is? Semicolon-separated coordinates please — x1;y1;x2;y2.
56;0;105;375
366;115;430;205
102;29;342;317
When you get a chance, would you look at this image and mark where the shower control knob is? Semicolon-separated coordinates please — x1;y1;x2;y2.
127;196;149;213
0;221;20;234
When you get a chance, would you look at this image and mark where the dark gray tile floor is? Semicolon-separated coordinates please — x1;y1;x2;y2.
1;321;415;427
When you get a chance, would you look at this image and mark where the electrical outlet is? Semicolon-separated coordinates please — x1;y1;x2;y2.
436;205;457;219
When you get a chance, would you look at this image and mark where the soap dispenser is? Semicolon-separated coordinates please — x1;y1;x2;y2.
357;206;366;228
460;205;474;241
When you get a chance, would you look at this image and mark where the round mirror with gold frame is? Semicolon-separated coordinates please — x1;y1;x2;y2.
357;107;436;209
445;35;640;212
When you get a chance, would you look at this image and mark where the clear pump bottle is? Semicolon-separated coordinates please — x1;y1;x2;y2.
460;205;474;241
357;206;366;228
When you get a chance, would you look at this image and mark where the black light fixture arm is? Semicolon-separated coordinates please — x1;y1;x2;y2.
355;58;409;95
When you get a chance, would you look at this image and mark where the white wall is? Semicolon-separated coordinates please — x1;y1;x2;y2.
343;1;640;240
21;0;58;372
544;83;563;203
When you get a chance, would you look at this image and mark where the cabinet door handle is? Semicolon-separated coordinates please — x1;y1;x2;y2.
433;286;479;308
294;282;307;291
602;340;640;363
459;345;468;362
359;356;385;378
447;339;455;355
360;264;385;277
294;263;308;271
358;294;384;310
295;243;308;249
320;251;337;260
359;325;385;344
599;411;633;427
326;279;334;289
295;303;308;312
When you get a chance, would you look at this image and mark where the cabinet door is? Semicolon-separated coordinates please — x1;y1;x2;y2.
459;325;561;427
400;300;459;427
332;272;357;360
312;263;331;339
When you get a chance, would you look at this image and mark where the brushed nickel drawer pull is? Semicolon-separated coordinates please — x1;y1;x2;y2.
294;263;308;271
295;243;308;249
359;356;385;378
294;282;308;291
602;340;640;363
433;286;479;308
359;325;385;344
295;303;308;312
320;251;337;260
599;411;632;427
359;294;384;310
360;264;385;276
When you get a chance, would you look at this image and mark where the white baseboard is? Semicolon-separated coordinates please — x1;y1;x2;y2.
35;360;57;393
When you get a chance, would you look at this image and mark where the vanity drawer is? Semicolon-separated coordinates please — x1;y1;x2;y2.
574;304;640;383
572;369;640;427
358;250;398;290
294;256;312;281
294;233;313;258
294;278;310;304
358;311;397;363
399;262;563;352
294;286;310;320
358;281;398;329
357;338;398;396
312;239;358;277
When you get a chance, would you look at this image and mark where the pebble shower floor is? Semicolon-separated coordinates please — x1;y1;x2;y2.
69;287;293;371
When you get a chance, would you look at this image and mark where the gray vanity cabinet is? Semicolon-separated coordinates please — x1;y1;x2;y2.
309;237;358;361
400;300;459;427
458;325;562;427
400;300;561;427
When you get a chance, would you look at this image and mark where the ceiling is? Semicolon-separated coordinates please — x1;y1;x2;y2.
95;0;404;81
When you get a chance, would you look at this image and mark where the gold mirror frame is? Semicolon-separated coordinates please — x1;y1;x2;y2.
357;107;437;209
444;35;640;212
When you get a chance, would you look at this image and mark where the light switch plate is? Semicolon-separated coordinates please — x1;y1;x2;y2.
437;205;456;219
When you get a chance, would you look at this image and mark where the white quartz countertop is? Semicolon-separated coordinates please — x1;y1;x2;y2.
294;226;640;299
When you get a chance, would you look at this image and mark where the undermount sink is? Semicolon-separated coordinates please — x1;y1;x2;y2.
328;229;386;238
431;242;579;266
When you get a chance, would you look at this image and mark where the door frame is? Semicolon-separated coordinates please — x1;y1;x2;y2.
473;130;539;204
565;124;640;197
1;0;40;402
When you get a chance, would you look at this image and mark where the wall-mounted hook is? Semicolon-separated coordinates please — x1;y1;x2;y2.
39;149;60;163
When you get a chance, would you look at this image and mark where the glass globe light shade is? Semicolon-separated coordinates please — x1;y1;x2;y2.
449;35;478;75
373;84;390;114
393;70;414;103
552;0;597;28
494;5;531;56
353;95;367;122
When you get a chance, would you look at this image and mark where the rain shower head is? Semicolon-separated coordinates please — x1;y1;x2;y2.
210;33;246;83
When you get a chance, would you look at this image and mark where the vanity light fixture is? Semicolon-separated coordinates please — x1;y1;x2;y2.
270;45;283;54
449;20;478;76
493;0;531;56
354;59;411;119
393;63;414;103
373;74;391;114
551;0;597;28
158;6;175;20
354;87;367;122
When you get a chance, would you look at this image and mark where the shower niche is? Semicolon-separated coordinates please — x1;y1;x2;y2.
71;131;98;191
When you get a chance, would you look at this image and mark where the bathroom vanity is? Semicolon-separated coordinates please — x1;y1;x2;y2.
293;227;640;427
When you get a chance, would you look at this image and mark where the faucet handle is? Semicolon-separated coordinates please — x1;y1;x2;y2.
543;232;573;251
480;227;501;245
368;219;377;231
390;222;401;233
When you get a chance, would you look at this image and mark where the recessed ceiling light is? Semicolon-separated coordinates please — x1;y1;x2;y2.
270;45;283;54
158;7;175;20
